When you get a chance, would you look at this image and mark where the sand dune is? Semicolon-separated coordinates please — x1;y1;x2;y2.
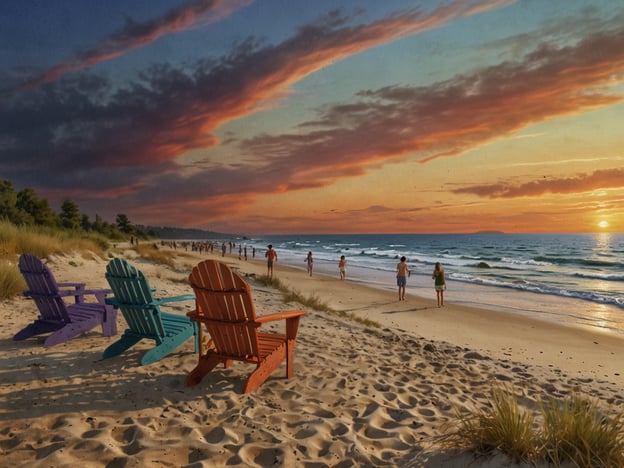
1;246;622;467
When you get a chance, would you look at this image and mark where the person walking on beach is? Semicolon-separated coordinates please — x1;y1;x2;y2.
339;255;347;280
265;244;277;277
396;256;410;301
305;251;314;276
432;262;446;307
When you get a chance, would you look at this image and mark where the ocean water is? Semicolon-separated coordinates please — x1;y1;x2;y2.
240;233;624;336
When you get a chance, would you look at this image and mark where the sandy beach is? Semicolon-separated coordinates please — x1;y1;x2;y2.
2;246;623;467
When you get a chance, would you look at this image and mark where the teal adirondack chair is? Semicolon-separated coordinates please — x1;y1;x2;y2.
103;257;198;365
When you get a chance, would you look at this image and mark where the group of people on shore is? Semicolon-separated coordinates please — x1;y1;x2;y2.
395;256;446;306
264;245;446;306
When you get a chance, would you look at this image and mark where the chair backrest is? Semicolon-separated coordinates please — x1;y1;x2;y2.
19;253;69;323
105;258;165;338
188;260;259;359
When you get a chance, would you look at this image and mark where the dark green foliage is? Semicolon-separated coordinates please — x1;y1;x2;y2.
16;188;60;227
59;199;82;230
0;179;146;240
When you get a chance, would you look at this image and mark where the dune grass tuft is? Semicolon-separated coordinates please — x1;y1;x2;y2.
444;387;624;467
0;220;109;299
448;387;538;463
540;395;624;467
0;259;27;300
133;243;177;268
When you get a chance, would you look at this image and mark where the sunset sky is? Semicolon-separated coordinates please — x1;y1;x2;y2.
1;0;623;234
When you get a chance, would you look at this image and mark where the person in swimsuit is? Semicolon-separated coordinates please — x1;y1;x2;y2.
432;261;446;307
305;251;314;276
338;255;347;280
265;244;277;277
396;256;410;301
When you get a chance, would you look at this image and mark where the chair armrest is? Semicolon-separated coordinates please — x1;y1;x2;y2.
154;294;195;305
56;282;86;289
255;309;306;324
105;296;119;306
257;309;305;340
58;286;111;304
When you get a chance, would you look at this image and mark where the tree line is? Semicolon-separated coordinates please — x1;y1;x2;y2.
0;179;147;240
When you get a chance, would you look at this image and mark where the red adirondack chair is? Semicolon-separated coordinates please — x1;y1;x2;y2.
186;260;305;393
13;254;117;346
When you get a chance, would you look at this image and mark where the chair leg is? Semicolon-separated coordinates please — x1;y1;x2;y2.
102;333;142;359
44;317;102;346
13;321;62;341
141;344;171;366
186;354;223;387
286;339;296;378
101;308;118;337
243;348;286;393
140;332;190;366
192;323;200;353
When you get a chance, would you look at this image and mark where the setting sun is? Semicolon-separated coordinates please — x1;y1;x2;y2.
598;220;609;229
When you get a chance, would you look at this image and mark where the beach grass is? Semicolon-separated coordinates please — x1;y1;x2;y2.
132;242;178;268
444;387;624;467
254;274;381;328
0;220;108;259
448;387;538;463
0;260;26;300
0;220;111;299
540;394;624;467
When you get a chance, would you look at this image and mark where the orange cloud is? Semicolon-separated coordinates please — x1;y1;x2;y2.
237;23;624;192
452;168;624;198
5;1;624;230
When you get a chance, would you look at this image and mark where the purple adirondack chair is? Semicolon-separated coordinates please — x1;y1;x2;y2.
13;253;118;346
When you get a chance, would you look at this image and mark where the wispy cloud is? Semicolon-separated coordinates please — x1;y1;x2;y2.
11;0;252;93
2;1;511;185
235;22;624;191
452;168;624;198
508;156;624;168
4;0;624;228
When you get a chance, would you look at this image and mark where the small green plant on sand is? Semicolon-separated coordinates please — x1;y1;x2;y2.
443;387;624;467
